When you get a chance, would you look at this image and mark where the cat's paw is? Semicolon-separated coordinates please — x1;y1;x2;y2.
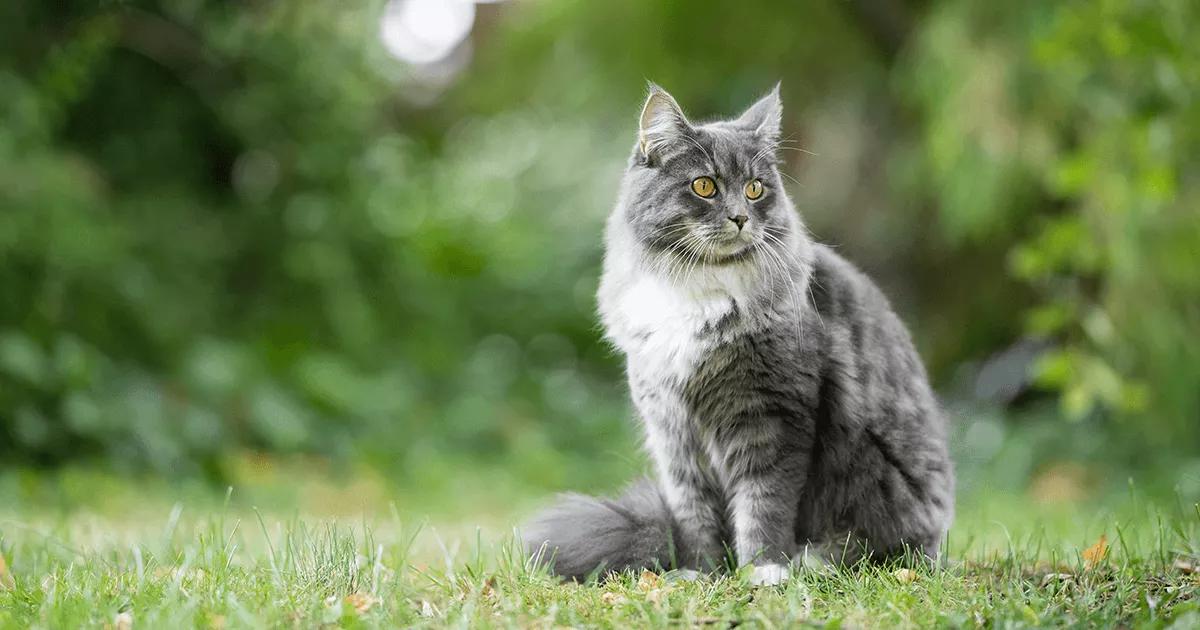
748;563;789;586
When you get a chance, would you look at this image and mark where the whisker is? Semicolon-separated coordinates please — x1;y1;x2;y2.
778;170;804;188
757;227;810;343
775;145;818;157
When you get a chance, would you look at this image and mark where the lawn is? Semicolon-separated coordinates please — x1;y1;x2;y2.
2;459;1200;629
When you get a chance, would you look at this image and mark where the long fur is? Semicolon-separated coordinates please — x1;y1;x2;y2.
526;85;954;583
523;478;684;581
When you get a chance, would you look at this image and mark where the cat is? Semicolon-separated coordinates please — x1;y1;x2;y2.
524;84;954;586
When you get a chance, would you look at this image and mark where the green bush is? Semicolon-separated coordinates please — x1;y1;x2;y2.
903;0;1200;449
1;0;1195;475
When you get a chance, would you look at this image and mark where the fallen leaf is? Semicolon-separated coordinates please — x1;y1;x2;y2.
1082;534;1108;569
892;568;918;584
601;591;628;605
637;569;661;591
1174;558;1198;574
344;593;379;615
0;551;13;590
645;587;670;605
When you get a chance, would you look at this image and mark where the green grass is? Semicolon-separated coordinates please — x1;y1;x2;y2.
3;470;1200;629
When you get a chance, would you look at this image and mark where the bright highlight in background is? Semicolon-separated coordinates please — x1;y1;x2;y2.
379;0;476;66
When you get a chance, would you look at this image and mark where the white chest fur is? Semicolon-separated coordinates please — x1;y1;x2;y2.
599;259;763;389
612;276;720;377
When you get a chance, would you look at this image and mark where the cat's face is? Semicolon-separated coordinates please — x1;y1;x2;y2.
619;85;791;268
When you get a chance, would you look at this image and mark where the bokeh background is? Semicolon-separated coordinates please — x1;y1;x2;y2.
1;0;1198;522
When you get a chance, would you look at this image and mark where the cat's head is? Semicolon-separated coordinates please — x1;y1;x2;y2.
616;83;797;269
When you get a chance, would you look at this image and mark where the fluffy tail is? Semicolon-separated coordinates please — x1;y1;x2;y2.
523;478;682;581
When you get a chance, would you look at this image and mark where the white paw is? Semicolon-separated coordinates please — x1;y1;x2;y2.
748;563;789;586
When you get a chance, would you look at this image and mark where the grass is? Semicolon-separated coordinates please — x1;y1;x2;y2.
3;466;1200;629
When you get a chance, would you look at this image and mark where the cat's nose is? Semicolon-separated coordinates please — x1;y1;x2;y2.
728;214;748;230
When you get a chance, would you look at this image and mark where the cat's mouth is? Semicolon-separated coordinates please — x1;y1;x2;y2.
706;245;757;265
646;227;759;267
703;236;758;265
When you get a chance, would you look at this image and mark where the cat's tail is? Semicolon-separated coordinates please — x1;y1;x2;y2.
522;477;682;581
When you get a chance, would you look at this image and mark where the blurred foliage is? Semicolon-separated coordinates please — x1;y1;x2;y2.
0;0;1196;476
901;0;1199;448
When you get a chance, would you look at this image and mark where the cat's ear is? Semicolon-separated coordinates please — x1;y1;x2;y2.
734;83;783;144
638;83;691;159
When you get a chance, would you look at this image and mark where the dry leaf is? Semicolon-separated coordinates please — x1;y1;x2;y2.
645;587;670;605
600;591;628;606
344;593;379;615
1174;558;1198;574
892;568;918;584
0;551;13;590
1082;534;1109;569
637;569;662;591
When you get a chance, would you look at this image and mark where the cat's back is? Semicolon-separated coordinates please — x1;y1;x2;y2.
804;243;939;414
807;244;896;326
808;244;920;357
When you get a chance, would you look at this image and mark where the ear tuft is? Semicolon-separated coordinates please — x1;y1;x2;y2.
734;83;783;144
638;83;691;159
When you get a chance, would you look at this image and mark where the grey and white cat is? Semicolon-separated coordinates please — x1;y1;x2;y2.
524;84;954;586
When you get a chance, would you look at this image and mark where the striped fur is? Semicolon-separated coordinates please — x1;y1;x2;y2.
525;85;954;584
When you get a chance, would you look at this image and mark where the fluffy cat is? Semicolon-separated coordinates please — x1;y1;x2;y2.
524;84;954;586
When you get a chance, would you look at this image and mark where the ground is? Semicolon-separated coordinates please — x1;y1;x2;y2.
1;458;1199;628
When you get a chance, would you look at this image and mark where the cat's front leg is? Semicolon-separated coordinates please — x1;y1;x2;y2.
661;472;726;572
730;477;800;585
644;418;727;572
723;424;807;585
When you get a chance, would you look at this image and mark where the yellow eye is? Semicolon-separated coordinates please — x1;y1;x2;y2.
745;179;764;200
691;176;717;198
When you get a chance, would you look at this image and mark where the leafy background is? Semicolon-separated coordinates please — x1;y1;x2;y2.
1;0;1197;507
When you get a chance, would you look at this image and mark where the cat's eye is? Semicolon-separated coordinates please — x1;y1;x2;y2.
745;179;764;200
691;176;717;198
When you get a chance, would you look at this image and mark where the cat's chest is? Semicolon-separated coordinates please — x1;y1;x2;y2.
607;276;741;390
